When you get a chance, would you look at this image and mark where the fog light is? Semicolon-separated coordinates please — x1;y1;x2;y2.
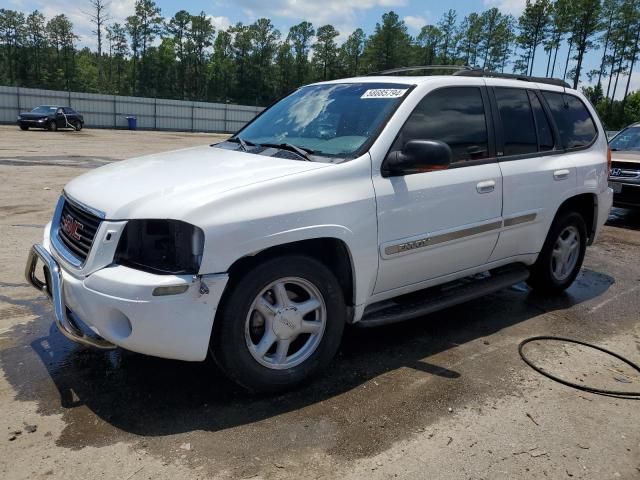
152;285;189;296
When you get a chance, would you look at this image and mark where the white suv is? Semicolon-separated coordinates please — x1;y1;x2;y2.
26;70;613;392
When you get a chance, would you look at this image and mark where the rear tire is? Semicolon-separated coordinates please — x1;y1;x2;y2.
527;211;587;294
212;255;346;393
47;120;57;132
19;125;28;131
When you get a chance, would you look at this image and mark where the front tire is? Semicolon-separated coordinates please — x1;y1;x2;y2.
528;211;587;294
212;255;346;393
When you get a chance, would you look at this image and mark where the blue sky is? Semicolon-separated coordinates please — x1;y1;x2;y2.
6;0;639;94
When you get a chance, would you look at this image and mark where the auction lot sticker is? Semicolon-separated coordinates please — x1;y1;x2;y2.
361;89;408;99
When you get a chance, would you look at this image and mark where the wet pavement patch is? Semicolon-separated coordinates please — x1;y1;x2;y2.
0;267;618;472
0;156;114;169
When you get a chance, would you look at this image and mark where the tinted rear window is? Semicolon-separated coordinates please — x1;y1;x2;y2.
495;88;537;156
529;91;554;151
542;92;597;149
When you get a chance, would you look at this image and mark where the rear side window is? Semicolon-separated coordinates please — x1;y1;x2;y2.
494;88;537;156
63;107;75;114
542;92;597;149
393;87;489;163
529;92;554;151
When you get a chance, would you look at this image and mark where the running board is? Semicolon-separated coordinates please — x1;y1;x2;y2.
358;265;530;328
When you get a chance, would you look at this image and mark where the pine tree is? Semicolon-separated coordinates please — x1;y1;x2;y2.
341;28;366;76
312;25;339;80
364;11;412;71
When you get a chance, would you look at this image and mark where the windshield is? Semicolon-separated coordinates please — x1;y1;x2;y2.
610;126;640;151
31;106;57;114
228;83;411;159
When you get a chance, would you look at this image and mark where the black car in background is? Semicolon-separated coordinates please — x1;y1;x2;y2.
17;105;84;131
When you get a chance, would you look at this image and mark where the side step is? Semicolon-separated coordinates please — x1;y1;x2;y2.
358;264;530;328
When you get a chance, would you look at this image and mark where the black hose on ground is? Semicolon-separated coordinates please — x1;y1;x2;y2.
518;336;640;397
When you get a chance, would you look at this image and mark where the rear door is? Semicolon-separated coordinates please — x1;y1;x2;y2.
489;86;597;261
372;85;503;294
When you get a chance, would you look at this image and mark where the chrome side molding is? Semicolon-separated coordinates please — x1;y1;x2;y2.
383;213;538;257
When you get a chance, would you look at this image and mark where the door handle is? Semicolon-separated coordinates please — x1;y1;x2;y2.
476;180;495;194
553;169;570;180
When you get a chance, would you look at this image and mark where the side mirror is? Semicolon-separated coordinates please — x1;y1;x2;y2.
383;140;452;177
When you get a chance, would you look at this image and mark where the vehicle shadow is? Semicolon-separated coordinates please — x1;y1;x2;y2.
606;207;640;231
0;268;614;443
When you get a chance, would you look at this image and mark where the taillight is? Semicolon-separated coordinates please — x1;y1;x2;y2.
607;147;612;173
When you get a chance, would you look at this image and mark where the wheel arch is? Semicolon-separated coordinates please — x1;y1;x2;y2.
224;237;356;315
554;193;597;244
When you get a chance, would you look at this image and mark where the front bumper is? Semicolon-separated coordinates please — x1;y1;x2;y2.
609;180;640;208
18;119;47;127
25;243;229;361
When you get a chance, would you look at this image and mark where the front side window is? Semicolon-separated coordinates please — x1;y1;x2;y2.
392;87;489;163
542;92;597;149
222;83;410;159
610;126;640;151
495;88;537;156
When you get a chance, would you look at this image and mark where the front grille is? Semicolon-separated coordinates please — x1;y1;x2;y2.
610;161;640;179
57;199;102;262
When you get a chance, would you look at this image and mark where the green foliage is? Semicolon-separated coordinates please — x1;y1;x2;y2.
363;11;412;71
312;25;339;80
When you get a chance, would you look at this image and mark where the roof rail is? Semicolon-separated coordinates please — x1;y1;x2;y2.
453;69;571;88
367;65;474;76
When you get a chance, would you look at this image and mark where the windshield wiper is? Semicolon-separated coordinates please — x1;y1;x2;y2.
260;142;314;161
227;136;259;151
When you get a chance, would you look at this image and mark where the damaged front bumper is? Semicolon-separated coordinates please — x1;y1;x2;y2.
25;243;229;361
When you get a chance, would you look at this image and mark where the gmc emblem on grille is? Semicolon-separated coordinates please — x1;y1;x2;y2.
611;168;622;176
61;214;84;240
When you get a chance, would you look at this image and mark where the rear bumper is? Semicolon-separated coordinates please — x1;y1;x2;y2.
592;187;613;244
25;243;229;361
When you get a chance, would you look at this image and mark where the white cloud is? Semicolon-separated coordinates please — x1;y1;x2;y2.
109;0;136;23
208;15;232;32
404;15;427;31
225;0;407;28
483;0;527;15
612;72;640;99
19;0;136;50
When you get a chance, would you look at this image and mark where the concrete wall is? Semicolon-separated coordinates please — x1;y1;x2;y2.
0;85;264;133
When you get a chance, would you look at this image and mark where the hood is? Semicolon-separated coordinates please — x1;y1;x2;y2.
611;151;640;163
64;145;330;220
20;112;50;119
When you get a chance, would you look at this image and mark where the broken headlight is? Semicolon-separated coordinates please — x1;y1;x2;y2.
115;220;204;275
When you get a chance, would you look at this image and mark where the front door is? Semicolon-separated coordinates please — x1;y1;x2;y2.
372;86;503;294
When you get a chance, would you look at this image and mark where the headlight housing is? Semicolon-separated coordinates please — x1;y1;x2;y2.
115;220;204;275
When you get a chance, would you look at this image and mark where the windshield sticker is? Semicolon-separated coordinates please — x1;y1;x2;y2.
361;88;408;99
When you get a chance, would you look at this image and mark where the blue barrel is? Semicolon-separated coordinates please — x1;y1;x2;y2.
126;116;137;130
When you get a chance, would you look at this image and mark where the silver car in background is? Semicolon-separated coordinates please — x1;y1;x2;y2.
608;123;640;209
